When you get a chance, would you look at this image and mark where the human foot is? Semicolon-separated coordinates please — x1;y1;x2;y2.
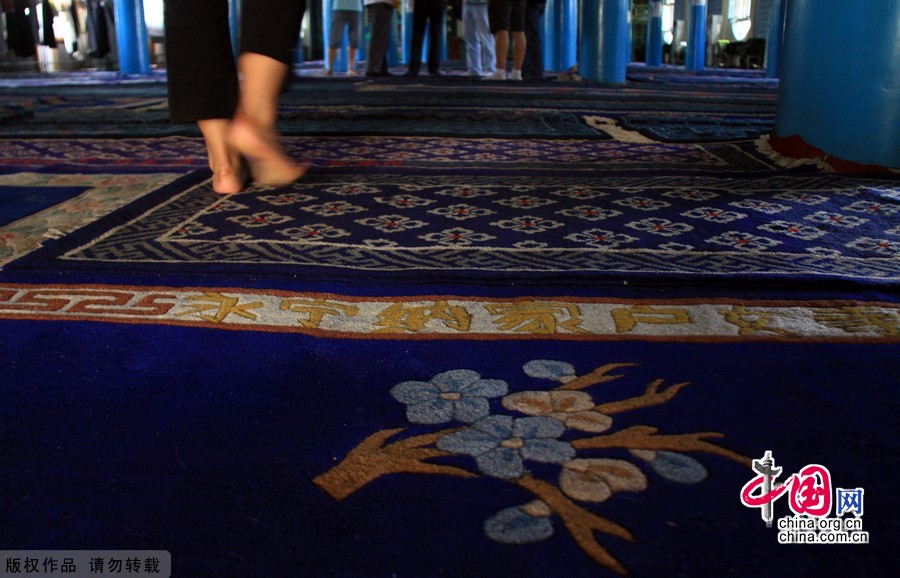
228;112;309;187
211;161;248;194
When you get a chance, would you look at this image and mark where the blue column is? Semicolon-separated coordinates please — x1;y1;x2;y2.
765;0;786;78
775;0;899;168
549;0;578;71
402;2;413;64
625;0;633;63
645;0;663;67
684;0;706;71
543;0;558;70
580;0;629;83
113;0;151;74
323;0;349;71
229;0;242;56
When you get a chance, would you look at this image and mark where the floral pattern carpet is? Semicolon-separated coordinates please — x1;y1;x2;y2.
0;69;897;578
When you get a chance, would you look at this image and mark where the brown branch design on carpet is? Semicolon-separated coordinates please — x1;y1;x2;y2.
313;360;751;575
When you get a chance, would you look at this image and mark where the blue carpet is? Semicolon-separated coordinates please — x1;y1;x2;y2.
0;70;896;578
0;315;896;577
0;185;90;226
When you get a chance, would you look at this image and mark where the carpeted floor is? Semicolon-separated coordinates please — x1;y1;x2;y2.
0;66;897;578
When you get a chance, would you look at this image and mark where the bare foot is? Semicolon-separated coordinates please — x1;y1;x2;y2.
211;162;247;195
228;112;309;187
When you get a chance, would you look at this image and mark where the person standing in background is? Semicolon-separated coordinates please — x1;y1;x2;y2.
485;0;526;81
165;0;309;193
364;0;398;77
404;0;447;77
521;0;544;79
325;0;363;75
462;0;494;77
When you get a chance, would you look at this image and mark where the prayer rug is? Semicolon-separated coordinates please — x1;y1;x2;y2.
9;164;898;285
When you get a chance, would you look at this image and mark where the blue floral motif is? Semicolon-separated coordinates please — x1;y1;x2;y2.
390;369;508;424
523;359;576;382
484;502;554;544
648;451;708;483
437;415;576;479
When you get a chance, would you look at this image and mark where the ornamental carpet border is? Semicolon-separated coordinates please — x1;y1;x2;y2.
19;170;897;284
1;283;896;342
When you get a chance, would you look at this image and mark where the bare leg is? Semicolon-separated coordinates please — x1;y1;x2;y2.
228;52;309;187
347;48;358;75
326;47;337;75
198;119;246;194
494;30;509;72
512;31;527;71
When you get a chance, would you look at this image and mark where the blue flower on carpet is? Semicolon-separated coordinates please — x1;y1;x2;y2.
390;369;508;424
523;359;576;382
436;415;576;479
484;501;554;544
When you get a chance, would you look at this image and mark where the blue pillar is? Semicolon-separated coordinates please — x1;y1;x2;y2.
402;3;413;64
625;0;633;63
765;0;786;78
543;0;558;70
113;0;151;74
323;0;349;71
549;0;578;71
645;0;663;67
774;0;900;168
684;0;706;71
580;0;629;83
229;0;242;56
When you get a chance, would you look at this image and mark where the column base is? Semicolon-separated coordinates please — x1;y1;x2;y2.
769;133;896;174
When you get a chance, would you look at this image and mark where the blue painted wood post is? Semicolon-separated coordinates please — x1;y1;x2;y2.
765;0;786;78
774;0;900;168
580;0;629;83
229;0;242;57
684;0;706;70
402;1;413;64
549;0;578;71
625;0;633;63
323;0;349;71
543;0;557;70
645;0;663;66
113;0;151;74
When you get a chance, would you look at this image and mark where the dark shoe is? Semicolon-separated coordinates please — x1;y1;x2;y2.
403;70;419;78
428;69;442;76
366;71;393;78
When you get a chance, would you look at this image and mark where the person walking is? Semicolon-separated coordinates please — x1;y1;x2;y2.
164;0;309;193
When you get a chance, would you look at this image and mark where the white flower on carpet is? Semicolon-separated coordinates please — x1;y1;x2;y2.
493;195;557;209
550;186;609;200
227;211;293;228
300;201;367;217
374;195;437;209
772;192;829;205
759;221;827;240
707;231;781;251
355;214;429;233
681;207;747;223
729;199;791;214
428;203;496;220
565;229;638;248
805;211;868;228
555;205;621;221
846;237;899;256
276;224;351;241
662;188;720;201
257;193;315;206
419;228;497;246
322;183;381;196
843;200;899;216
626;218;694;237
434;186;498;198
491;216;564;234
612;196;671;211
